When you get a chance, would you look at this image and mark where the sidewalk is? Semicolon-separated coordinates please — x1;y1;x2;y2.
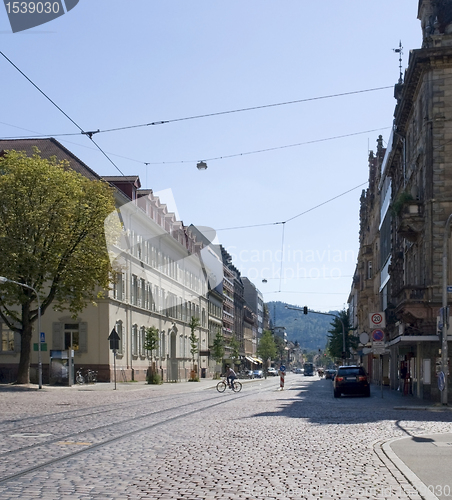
0;377;220;393
371;385;452;500
0;374;261;393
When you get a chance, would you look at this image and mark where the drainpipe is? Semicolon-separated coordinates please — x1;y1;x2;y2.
441;213;452;405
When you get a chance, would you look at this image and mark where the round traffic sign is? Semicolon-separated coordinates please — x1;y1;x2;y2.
371;313;383;325
359;332;370;344
372;329;384;342
280;365;286;373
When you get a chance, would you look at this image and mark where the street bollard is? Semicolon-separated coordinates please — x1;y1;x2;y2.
280;365;286;390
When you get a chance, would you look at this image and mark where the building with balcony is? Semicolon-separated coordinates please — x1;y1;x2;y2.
350;1;452;401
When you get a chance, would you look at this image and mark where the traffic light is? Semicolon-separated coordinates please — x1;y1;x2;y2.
303;306;308;314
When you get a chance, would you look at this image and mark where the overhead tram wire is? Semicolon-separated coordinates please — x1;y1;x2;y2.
0;51;129;180
216;181;367;232
0;83;394;141
216;181;367;297
140;128;391;166
1;126;392;169
0;51;83;135
0;52;370;240
96;86;394;134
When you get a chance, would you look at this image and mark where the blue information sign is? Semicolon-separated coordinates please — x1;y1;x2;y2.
40;332;45;343
280;365;286;372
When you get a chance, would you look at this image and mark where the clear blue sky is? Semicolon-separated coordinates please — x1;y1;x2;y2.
1;2;421;312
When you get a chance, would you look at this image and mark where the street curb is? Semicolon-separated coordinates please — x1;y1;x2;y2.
374;437;439;500
393;406;452;412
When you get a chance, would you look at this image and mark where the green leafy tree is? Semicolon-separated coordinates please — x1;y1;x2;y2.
326;309;358;360
144;325;160;384
144;326;159;360
0;149;117;384
188;316;200;377
228;336;240;364
211;331;225;364
257;330;277;369
274;335;286;364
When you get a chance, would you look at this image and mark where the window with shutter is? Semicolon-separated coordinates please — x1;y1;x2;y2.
64;323;80;351
0;323;16;353
115;320;124;355
131;275;138;305
132;324;138;356
140;326;146;357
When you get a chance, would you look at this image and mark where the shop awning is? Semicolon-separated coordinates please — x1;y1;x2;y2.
245;356;262;365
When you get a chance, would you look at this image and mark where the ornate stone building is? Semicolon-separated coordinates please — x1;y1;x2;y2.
351;0;452;401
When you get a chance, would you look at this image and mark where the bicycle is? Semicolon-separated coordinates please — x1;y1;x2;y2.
75;368;98;384
75;369;85;385
216;377;242;393
85;369;97;384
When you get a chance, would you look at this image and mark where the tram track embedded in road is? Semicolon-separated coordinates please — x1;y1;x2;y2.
0;383;276;485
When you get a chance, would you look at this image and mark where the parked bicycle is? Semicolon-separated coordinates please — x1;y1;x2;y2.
75;369;85;385
85;369;97;384
75;368;98;385
216;377;242;393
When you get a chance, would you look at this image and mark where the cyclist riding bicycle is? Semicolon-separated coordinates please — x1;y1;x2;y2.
224;365;237;389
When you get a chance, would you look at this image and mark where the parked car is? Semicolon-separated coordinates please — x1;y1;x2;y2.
324;369;336;380
333;365;370;398
253;369;263;378
239;369;254;379
267;367;278;376
294;367;303;374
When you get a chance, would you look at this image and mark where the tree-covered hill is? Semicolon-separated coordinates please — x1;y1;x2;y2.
266;301;340;352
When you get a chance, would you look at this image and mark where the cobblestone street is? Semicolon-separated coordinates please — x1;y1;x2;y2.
1;375;452;500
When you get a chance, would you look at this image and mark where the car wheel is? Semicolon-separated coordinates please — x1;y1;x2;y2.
333;389;341;398
365;389;371;397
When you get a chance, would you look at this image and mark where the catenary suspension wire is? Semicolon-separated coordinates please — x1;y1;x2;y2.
1;126;391;168
94;86;394;133
0;51;84;134
0;51;129;180
217;181;367;231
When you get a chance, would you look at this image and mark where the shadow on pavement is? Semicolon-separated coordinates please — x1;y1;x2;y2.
249;377;452;427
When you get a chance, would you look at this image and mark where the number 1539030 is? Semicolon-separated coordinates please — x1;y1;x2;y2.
5;2;61;14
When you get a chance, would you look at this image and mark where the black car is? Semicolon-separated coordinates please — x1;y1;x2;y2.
333;366;370;398
324;369;336;380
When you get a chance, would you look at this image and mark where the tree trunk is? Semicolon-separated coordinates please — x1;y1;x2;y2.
16;326;32;384
16;302;32;384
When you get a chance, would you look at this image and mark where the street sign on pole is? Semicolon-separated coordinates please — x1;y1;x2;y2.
40;332;45;343
108;328;120;390
369;312;386;329
108;328;120;351
371;329;385;342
